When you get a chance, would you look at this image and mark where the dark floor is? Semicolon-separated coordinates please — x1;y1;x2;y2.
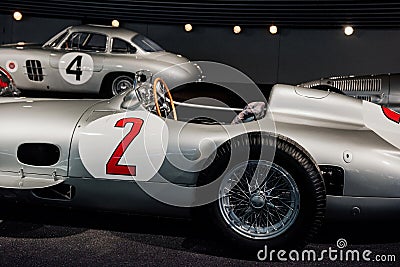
0;203;398;267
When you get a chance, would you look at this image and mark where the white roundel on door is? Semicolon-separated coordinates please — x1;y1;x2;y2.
59;52;94;85
78;111;169;182
6;60;18;73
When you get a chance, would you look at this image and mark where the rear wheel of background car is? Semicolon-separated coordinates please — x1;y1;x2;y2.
111;76;134;96
197;133;326;250
100;74;135;98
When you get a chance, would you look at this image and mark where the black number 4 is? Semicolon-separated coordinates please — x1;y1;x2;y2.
66;55;83;81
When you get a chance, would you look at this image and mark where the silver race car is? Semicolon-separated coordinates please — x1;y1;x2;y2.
0;25;202;97
0;67;400;251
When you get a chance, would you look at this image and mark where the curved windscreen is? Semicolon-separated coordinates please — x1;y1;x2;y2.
43;29;69;48
132;34;164;52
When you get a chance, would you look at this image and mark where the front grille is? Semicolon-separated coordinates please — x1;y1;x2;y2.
26;60;44;81
331;78;381;92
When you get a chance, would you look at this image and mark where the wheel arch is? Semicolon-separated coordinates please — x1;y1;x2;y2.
99;71;136;96
199;131;324;185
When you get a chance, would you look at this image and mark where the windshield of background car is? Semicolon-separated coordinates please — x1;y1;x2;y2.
131;34;164;52
44;30;69;48
63;32;107;52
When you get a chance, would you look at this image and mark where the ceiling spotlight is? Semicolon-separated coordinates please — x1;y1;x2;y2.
344;26;354;36
233;25;241;34
184;24;193;32
111;20;120;27
269;25;278;35
13;11;22;21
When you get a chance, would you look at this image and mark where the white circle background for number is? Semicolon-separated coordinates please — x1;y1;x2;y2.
58;52;94;85
78;111;168;182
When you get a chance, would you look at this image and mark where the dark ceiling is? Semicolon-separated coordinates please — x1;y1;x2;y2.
1;1;400;28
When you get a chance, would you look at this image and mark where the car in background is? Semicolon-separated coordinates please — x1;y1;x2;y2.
0;25;202;97
299;73;400;111
0;67;20;96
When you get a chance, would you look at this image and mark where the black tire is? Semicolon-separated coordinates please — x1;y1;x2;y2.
197;133;326;250
100;74;134;98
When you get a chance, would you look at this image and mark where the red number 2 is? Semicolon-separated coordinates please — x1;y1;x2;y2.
106;118;144;176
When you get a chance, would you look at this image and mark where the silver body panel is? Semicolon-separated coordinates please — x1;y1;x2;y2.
269;86;400;198
0;98;98;188
0;84;400;220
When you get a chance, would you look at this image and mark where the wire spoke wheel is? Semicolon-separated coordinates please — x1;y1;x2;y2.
198;134;326;249
218;160;300;240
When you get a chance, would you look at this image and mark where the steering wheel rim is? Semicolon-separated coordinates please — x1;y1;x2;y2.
153;77;177;120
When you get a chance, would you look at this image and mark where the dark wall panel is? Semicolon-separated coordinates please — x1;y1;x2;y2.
278;29;400;83
142;24;280;84
2;17;80;44
0;14;12;44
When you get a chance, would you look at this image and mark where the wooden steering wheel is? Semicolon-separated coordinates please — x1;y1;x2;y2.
153;77;177;120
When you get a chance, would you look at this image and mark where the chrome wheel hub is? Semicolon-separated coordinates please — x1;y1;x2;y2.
218;160;300;240
250;194;266;209
112;76;134;95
